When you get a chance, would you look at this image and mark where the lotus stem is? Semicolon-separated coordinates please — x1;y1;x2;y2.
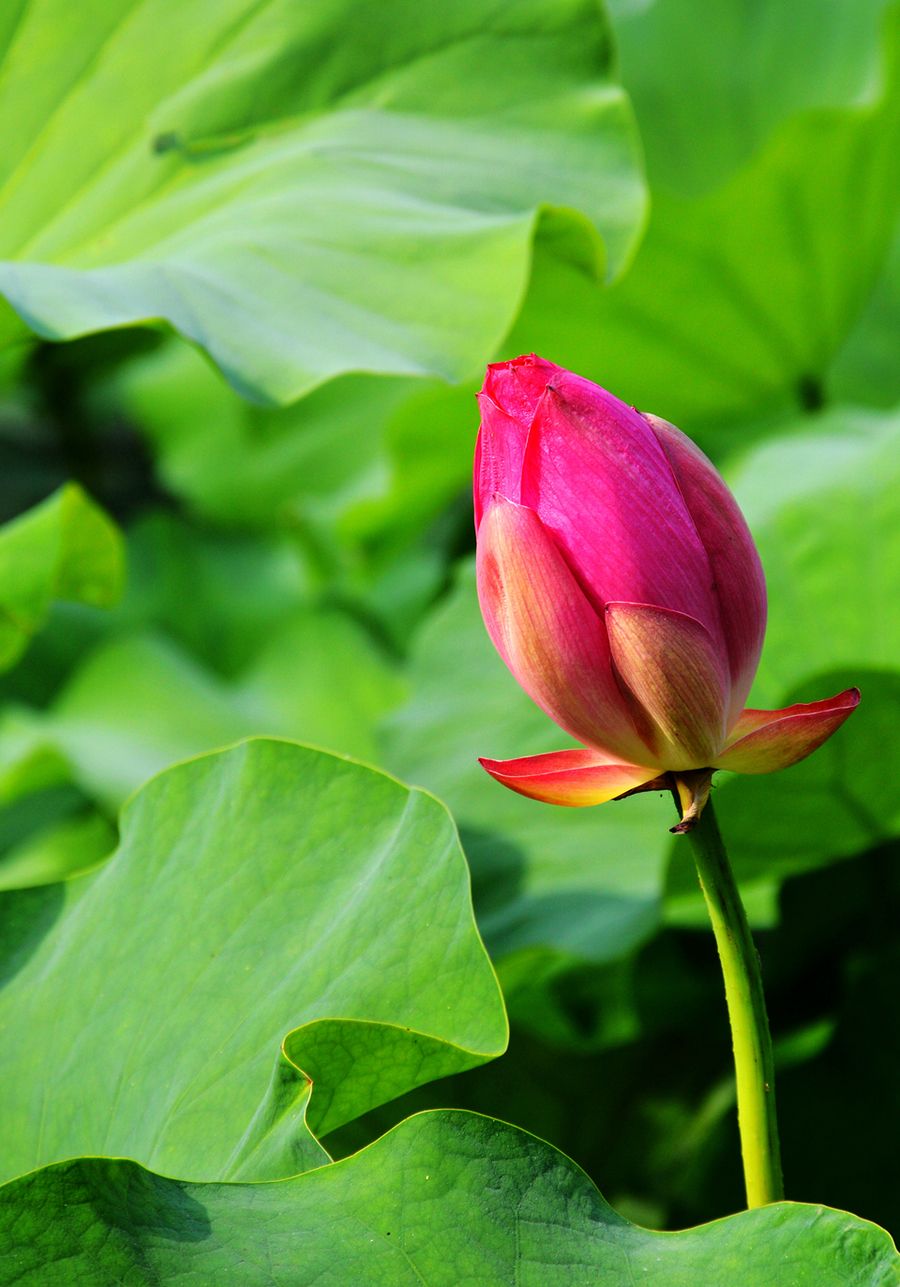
684;797;784;1208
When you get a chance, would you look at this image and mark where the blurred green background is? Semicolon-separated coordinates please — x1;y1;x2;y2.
0;0;898;1238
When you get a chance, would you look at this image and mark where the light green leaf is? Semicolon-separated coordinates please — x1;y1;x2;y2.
0;483;123;671
0;0;645;402
0;708;70;806
0;740;506;1183
115;512;316;676
99;340;413;530
0;1112;895;1286
830;231;900;407
45;634;256;809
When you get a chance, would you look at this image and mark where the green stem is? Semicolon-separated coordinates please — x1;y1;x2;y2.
685;798;784;1207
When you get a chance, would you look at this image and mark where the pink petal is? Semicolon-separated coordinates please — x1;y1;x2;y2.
520;373;724;650
474;355;561;528
478;748;660;807
644;413;767;723
483;354;561;425
713;688;860;774
476;497;653;764
605;601;729;768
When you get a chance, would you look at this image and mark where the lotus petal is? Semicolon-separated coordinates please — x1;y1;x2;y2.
476;497;650;763
644;413;767;723
474;355;560;527
520;373;723;644
606;601;729;767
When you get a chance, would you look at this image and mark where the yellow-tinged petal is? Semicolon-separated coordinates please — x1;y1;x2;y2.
478;748;660;807
476;497;651;764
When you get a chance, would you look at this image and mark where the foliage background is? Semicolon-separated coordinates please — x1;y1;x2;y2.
0;0;898;1273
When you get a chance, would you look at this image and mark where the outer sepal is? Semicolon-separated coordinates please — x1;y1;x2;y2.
478;748;660;807
714;688;860;774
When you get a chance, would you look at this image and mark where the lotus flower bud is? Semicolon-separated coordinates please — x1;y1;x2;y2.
474;355;858;829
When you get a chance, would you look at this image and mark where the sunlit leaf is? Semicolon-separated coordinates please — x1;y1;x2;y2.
0;740;506;1183
0;0;645;402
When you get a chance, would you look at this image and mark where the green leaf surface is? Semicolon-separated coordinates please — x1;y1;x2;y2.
114;513;316;677
0;483;122;671
830;231;900;407
103;337;481;590
0;0;645;402
608;0;894;194
38;610;405;811
0;740;506;1183
100;340;414;530
0;1112;896;1287
735;407;900;706
506;0;899;431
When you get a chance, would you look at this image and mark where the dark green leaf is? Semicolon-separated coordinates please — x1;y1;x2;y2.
0;1112;895;1286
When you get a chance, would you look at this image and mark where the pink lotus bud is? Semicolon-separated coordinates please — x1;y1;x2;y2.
475;355;858;823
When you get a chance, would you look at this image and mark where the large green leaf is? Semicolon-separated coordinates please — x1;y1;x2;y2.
0;483;122;671
98;0;899;586
0;0;645;402
0;1112;896;1286
0;740;506;1184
